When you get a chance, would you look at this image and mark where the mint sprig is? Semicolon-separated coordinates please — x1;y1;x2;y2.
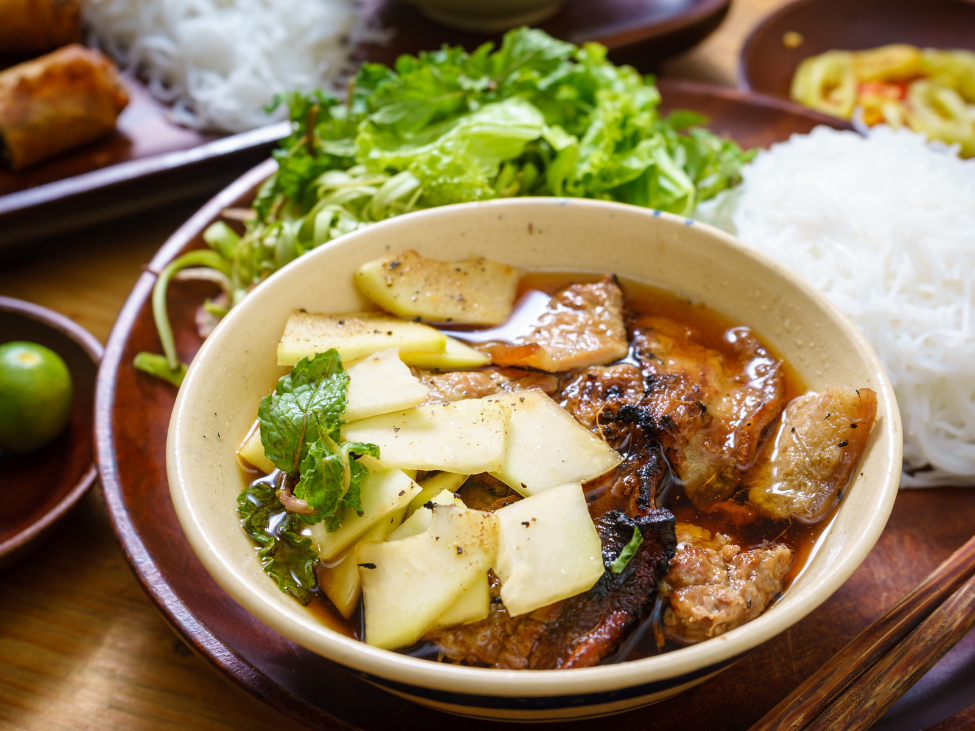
294;437;379;528
258;350;349;473
255;350;379;531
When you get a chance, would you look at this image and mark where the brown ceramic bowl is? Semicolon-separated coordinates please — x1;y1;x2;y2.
0;297;102;569
739;0;975;98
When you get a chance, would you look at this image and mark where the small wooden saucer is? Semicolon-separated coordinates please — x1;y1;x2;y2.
0;297;102;569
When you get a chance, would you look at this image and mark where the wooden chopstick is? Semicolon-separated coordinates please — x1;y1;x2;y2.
804;568;975;731
924;701;975;731
749;534;975;731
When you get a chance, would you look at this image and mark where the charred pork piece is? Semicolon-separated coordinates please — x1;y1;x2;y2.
429;509;676;669
631;318;785;508
559;364;665;519
660;524;793;642
748;387;878;522
419;367;558;405
560;364;645;431
482;276;629;372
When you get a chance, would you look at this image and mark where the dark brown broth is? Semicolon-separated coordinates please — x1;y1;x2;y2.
252;272;836;660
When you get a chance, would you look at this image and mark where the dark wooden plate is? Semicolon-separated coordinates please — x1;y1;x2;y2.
0;66;286;250
94;80;974;730
359;0;731;71
0;0;730;251
738;0;975;97
0;297;102;570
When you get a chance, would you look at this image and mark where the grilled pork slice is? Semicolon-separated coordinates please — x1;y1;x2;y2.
559;365;666;519
428;509;676;669
560;364;645;431
631;318;785;508
419;368;559;405
660;524;793;642
482;276;629;372
748;387;878;522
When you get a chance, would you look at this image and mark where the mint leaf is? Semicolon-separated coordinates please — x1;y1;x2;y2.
610;526;644;575
237;481;320;605
321;452;373;532
258;351;380;533
258;350;348;475
293;438;380;526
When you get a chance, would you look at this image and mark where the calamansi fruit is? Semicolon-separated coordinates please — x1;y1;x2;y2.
0;341;73;454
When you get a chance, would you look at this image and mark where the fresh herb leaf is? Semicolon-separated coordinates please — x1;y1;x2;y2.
237;480;320;605
258;351;380;532
294;437;380;526
257;350;348;474
610;526;644;575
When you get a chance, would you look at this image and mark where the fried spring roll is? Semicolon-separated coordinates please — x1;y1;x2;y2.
0;44;129;171
0;0;81;52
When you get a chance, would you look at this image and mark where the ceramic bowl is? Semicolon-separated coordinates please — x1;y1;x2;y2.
167;198;902;721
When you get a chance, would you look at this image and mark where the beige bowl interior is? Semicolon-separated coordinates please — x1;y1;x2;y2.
168;198;901;702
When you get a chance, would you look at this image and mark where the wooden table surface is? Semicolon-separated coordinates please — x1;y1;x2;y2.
0;1;932;729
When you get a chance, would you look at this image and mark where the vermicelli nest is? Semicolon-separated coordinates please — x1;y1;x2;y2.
80;0;383;132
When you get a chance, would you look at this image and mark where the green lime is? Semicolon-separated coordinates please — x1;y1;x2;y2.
0;341;74;454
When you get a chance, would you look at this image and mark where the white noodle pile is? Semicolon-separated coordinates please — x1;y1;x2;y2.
80;0;380;132
696;126;975;487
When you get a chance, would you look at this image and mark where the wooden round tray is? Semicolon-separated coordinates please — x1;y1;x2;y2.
94;80;975;730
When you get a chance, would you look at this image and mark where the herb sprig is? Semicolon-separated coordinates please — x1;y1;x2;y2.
236;350;379;601
255;350;378;529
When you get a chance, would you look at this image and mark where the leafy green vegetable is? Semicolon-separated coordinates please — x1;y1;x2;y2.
138;28;755;385
132;352;187;387
295;437;379;531
610;526;644;575
255;350;379;530
237;480;320;605
236;351;380;603
258;350;348;474
134;248;232;384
